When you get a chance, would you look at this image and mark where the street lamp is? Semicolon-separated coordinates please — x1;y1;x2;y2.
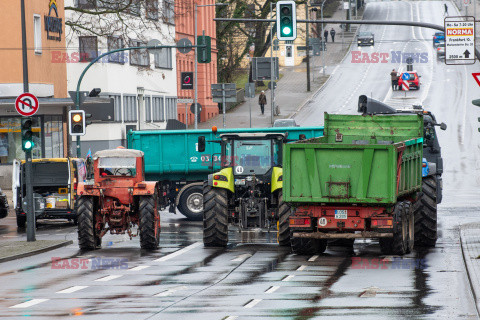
194;2;228;129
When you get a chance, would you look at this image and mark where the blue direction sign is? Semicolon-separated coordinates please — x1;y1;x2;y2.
402;73;410;81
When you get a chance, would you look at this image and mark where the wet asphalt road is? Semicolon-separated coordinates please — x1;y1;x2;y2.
1;1;480;319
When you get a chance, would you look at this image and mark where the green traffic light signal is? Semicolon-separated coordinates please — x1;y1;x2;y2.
21;117;34;151
277;1;296;40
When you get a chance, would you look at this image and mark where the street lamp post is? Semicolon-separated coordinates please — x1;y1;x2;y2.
194;2;228;129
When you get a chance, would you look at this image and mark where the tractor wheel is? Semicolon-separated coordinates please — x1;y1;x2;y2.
379;201;408;255
16;215;26;229
405;201;414;253
277;190;291;246
414;176;437;248
139;195;160;250
178;184;204;221
291;233;327;255
77;196;101;251
203;181;228;247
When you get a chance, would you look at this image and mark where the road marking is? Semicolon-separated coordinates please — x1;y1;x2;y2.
154;242;202;262
9;299;49;308
56;286;89;294
265;286;280;294
308;255;319;262
282;275;295;282
155;286;188;297
297;265;307;271
3;235;19;238
232;254;252;262
225;316;238;320
129;265;150;272
244;299;262;308
95;275;123;282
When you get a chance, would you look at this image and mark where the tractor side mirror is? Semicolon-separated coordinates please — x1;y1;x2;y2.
439;123;447;130
198;136;206;152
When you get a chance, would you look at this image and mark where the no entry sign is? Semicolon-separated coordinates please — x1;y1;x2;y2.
15;93;39;116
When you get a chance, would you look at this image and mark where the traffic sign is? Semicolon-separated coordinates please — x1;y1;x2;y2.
402;73;410;81
472;73;480;86
177;38;192;54
401;82;409;91
178;98;193;104
444;16;475;65
147;39;162;54
15;93;39;116
190;103;202;114
181;72;194;90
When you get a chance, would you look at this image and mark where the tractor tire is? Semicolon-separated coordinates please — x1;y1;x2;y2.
405;201;414;253
139;195;160;250
178;185;203;221
16;215;26;228
379;201;408;255
414;176;437;248
203;181;228;247
277;190;291;246
77;196;101;251
291;234;327;255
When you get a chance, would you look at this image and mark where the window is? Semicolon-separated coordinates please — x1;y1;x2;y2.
165;97;177;120
124;0;140;16
146;0;159;20
79;36;98;62
107;36;125;64
163;0;174;24
123;95;138;122
151;96;165;121
97;0;121;10
109;94;122;122
33;15;42;54
44;115;63;158
76;0;96;9
129;40;149;67
154;48;172;69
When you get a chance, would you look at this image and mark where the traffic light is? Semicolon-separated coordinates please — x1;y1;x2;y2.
197;35;211;63
69;110;86;136
276;1;296;41
21;117;34;151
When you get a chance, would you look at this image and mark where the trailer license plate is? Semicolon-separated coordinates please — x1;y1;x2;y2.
335;210;347;219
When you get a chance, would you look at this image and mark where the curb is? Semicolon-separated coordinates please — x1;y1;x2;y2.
0;240;73;263
459;224;480;318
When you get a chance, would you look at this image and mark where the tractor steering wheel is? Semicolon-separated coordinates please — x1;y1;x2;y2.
113;168;134;176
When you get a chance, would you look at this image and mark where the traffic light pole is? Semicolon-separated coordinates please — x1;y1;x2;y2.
21;0;35;241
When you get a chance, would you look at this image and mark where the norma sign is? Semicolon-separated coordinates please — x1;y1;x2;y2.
15;93;39;116
444;16;475;65
45;0;63;41
181;72;194;90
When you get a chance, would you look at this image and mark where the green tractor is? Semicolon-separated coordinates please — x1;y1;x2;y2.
197;132;292;247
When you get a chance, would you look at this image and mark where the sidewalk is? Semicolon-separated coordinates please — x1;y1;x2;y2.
199;4;362;129
460;223;480;314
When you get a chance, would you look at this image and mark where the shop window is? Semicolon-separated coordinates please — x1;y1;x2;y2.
44;115;64;158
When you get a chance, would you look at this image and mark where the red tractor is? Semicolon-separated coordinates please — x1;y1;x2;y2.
76;149;161;250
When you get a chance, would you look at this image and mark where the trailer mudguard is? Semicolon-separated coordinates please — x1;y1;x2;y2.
271;167;283;193
208;168;234;193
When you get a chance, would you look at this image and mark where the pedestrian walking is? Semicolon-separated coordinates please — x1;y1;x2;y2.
444;3;448;15
259;91;267;115
330;28;336;42
390;69;399;90
324;29;329;43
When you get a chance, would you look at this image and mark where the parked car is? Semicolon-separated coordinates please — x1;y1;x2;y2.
433;32;445;47
398;71;421;90
273;119;298;127
357;32;374;46
436;42;445;60
12;158;87;228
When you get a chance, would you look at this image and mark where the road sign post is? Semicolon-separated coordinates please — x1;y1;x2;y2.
212;83;237;128
178;98;194;129
444;16;475;65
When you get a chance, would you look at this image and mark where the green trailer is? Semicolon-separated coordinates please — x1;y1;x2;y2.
127;126;324;220
283;113;424;255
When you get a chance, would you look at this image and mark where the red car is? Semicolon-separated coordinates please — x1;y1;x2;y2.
397;71;420;90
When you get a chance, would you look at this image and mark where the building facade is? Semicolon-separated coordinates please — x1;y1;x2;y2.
175;0;218;125
0;0;70;188
65;0;178;155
